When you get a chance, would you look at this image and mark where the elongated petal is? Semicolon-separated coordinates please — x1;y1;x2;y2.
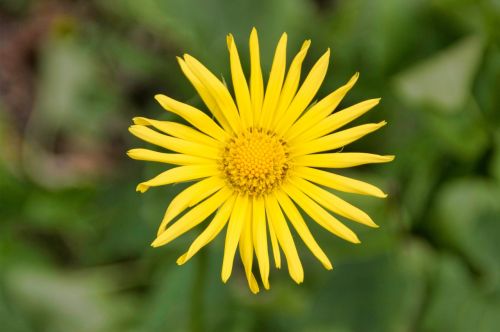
290;98;380;144
290;121;386;156
136;164;219;193
151;187;232;247
293;152;394;168
127;149;213;166
292;166;387;198
227;34;253;129
271;40;311;127
252;196;270;289
183;54;242;133
265;194;304;283
259;33;287;129
133;117;221;148
249;28;264;124
289;177;377;227
128;125;219;159
239;204;260;293
275;49;330;135
285;72;359;140
154;94;229;142
275;190;332;269
283;182;360;243
157;176;226;235
221;194;249;282
176;57;231;132
176;195;236;264
267;205;281;269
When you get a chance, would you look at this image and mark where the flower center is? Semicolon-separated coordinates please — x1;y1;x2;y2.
221;128;289;196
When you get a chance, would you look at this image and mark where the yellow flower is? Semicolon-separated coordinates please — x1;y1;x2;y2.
128;28;394;293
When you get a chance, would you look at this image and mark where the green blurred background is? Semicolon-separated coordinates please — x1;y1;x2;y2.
1;0;500;331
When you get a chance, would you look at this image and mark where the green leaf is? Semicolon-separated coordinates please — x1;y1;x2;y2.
420;254;500;332
4;266;135;332
394;35;483;113
303;241;431;332
490;130;500;182
432;178;500;280
424;98;489;161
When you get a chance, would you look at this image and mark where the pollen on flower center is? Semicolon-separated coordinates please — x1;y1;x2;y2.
221;128;289;196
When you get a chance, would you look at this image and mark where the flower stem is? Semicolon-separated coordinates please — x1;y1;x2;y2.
190;249;207;332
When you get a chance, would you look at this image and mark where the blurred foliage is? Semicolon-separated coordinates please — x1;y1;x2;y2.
1;0;499;331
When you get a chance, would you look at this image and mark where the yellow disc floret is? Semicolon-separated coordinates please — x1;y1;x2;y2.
221;128;289;196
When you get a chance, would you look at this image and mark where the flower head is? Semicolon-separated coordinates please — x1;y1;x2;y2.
128;28;394;293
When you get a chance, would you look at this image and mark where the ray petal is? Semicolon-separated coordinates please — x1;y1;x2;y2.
266;202;281;269
132;117;221;148
270;40;311;127
265;194;304;284
252;195;270;289
157;176;226;235
290;121;387;156
292;166;388;198
176;57;232;132
259;33;287;129
151;187;232;247
293;152;395;168
275;190;332;269
127;149;213;166
285;72;359;140
227;34;253;129
128;125;220;159
154;94;229;142
136;164;219;193
183;54;242;133
249;28;264;124
290;98;380;144
176;194;236;264
221;194;249;282
275;49;330;135
288;177;377;227
283;182;360;243
239;203;260;293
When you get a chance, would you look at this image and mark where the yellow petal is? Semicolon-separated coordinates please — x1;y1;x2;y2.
265;194;304;284
238;203;260;293
283;182;360;243
270;40;311;127
249;28;264;125
136;164;219;193
285;72;359;140
151;187;232;247
275;49;330;135
266;203;281;269
127;149;212;166
132;117;221;148
227;34;253;129
128;125;219;159
154;94;229;142
292;166;388;198
252;196;270;289
183;54;242;133
288;177;377;227
290;121;387;156
290;98;380;144
176;57;232;132
275;190;332;270
293;152;394;168
176;194;236;264
221;194;249;282
157;176;226;235
259;33;287;129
